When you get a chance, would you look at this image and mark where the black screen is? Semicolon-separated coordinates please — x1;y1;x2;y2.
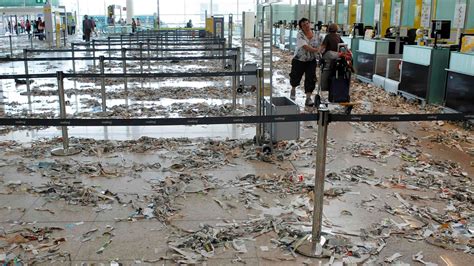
431;20;451;39
356;52;375;79
400;62;429;99
445;72;474;113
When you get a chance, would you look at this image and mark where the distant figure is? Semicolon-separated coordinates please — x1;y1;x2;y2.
131;18;137;33
136;18;141;27
186;19;193;28
82;15;92;42
90;16;97;36
25;19;31;37
37;18;45;40
70;19;76;34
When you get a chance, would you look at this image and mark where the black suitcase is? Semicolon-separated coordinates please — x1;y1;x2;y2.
329;71;350;103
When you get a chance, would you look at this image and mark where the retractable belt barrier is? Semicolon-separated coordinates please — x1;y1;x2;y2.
0;113;471;127
0;55;235;62
0;70;254;80
21;47;239;53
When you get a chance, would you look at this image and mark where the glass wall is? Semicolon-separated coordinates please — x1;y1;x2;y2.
0;0;59;6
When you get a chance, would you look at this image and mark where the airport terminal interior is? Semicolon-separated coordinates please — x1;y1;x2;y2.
0;0;473;265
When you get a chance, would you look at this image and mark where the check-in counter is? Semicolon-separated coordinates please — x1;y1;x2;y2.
444;52;474;113
399;45;450;104
356;39;400;83
287;28;297;51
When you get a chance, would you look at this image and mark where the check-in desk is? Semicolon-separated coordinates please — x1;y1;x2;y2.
444;52;474;113
399;45;450;104
356;39;400;83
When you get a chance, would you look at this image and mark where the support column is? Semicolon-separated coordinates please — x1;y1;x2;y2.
349;0;358;25
414;0;423;29
126;0;134;24
381;0;391;37
44;1;54;48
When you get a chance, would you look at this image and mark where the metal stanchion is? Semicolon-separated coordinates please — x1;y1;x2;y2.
232;54;237;109
295;107;329;258
100;56;106;112
92;40;96;71
122;48;127;92
51;71;80;156
156;35;160;57
255;69;263;146
30;33;33;49
9;35;13;57
120;35;123;49
147;38;151;71
108;36;111;63
222;41;226;69
70;43;77;74
63;30;66;47
139;42;143;74
23;49;31;95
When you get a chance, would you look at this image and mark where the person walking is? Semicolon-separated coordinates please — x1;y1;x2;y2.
82;15;92;42
25;19;31;38
289;18;321;106
131;18;137;33
70;19;76;34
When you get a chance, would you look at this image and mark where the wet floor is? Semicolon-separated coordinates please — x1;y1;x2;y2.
0;34;473;265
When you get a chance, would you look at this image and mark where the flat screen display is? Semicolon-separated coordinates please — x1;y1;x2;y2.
399;62;429;99
445;71;474;113
356;52;375;79
430;20;451;39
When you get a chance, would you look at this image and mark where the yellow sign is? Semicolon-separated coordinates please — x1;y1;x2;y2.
461;36;474;53
43;7;51;13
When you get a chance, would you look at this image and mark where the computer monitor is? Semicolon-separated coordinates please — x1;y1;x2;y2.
353;23;364;37
430;20;451;39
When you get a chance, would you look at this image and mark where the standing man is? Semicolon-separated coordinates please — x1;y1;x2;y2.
70;19;76;35
82;15;92;42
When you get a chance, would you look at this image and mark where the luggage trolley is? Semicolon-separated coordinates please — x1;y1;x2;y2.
254;3;273;154
314;43;357;114
255;3;300;155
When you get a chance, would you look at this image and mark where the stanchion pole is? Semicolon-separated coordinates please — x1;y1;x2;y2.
232;54;237;110
122;48;127;92
9;35;13;57
256;69;263;146
51;71;80;156
63;30;66;47
295;107;329;257
23;49;31;95
222;41;226;69
92;39;96;71
120;35;123;49
108;36;111;63
139;42;143;74
71;43;76;74
236;47;242;86
100;56;106;112
147;38;151;71
30;33;33;49
156;35;160;57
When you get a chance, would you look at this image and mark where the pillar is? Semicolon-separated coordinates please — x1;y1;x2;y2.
381;0;391;37
44;1;54;48
126;0;134;24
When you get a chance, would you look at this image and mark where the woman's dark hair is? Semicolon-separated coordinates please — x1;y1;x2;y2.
298;18;309;29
